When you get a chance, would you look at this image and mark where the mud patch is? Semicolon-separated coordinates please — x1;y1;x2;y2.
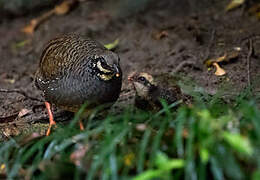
0;0;259;139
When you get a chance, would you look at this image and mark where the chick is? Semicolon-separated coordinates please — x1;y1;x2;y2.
35;34;122;135
128;72;190;110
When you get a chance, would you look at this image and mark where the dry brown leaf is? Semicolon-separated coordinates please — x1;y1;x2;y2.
21;10;54;35
54;0;72;15
205;49;240;67
18;108;32;118
213;62;226;76
22;0;77;35
21;19;38;35
205;54;226;67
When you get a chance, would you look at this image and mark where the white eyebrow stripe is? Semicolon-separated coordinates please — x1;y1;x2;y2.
97;61;112;73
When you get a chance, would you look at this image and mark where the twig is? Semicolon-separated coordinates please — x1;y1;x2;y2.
246;39;253;87
171;58;200;74
205;29;216;60
241;34;260;44
0;89;42;102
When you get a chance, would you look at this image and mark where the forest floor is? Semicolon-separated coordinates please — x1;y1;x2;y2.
0;0;260;140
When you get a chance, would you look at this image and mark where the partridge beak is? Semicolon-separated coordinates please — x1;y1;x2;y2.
113;64;121;78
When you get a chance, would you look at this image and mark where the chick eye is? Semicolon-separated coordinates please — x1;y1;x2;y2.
138;76;146;82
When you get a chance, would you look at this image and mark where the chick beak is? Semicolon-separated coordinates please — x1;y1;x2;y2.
128;76;133;82
127;72;136;82
113;64;120;78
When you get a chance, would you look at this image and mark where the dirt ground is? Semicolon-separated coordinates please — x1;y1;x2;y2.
0;0;260;140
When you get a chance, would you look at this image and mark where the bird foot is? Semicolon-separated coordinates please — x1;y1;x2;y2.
46;121;57;136
79;121;84;131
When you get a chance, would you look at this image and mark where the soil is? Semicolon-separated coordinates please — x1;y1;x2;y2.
0;0;259;140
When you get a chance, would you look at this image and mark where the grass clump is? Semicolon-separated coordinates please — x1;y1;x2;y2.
0;90;260;180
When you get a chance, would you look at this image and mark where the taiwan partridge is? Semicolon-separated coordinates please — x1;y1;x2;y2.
35;34;122;135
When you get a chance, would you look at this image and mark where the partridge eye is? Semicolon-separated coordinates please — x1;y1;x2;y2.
97;58;107;66
101;60;110;69
138;76;146;82
100;58;106;64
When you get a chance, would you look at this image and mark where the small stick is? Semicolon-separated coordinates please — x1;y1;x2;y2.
171;60;198;74
246;39;253;87
205;29;216;60
0;89;42;102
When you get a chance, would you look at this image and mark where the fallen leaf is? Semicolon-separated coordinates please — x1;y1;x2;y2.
21;11;54;35
54;0;74;15
225;0;245;11
104;39;119;50
213;62;226;76
21;0;77;35
205;54;227;67
18;108;32;118
21;19;38;35
225;50;240;61
204;49;240;67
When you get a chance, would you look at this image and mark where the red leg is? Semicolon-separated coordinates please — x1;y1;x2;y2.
45;102;56;136
79;119;84;131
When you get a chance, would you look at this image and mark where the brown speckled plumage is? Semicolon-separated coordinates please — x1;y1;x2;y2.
35;34;122;112
128;72;191;110
35;34;122;135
